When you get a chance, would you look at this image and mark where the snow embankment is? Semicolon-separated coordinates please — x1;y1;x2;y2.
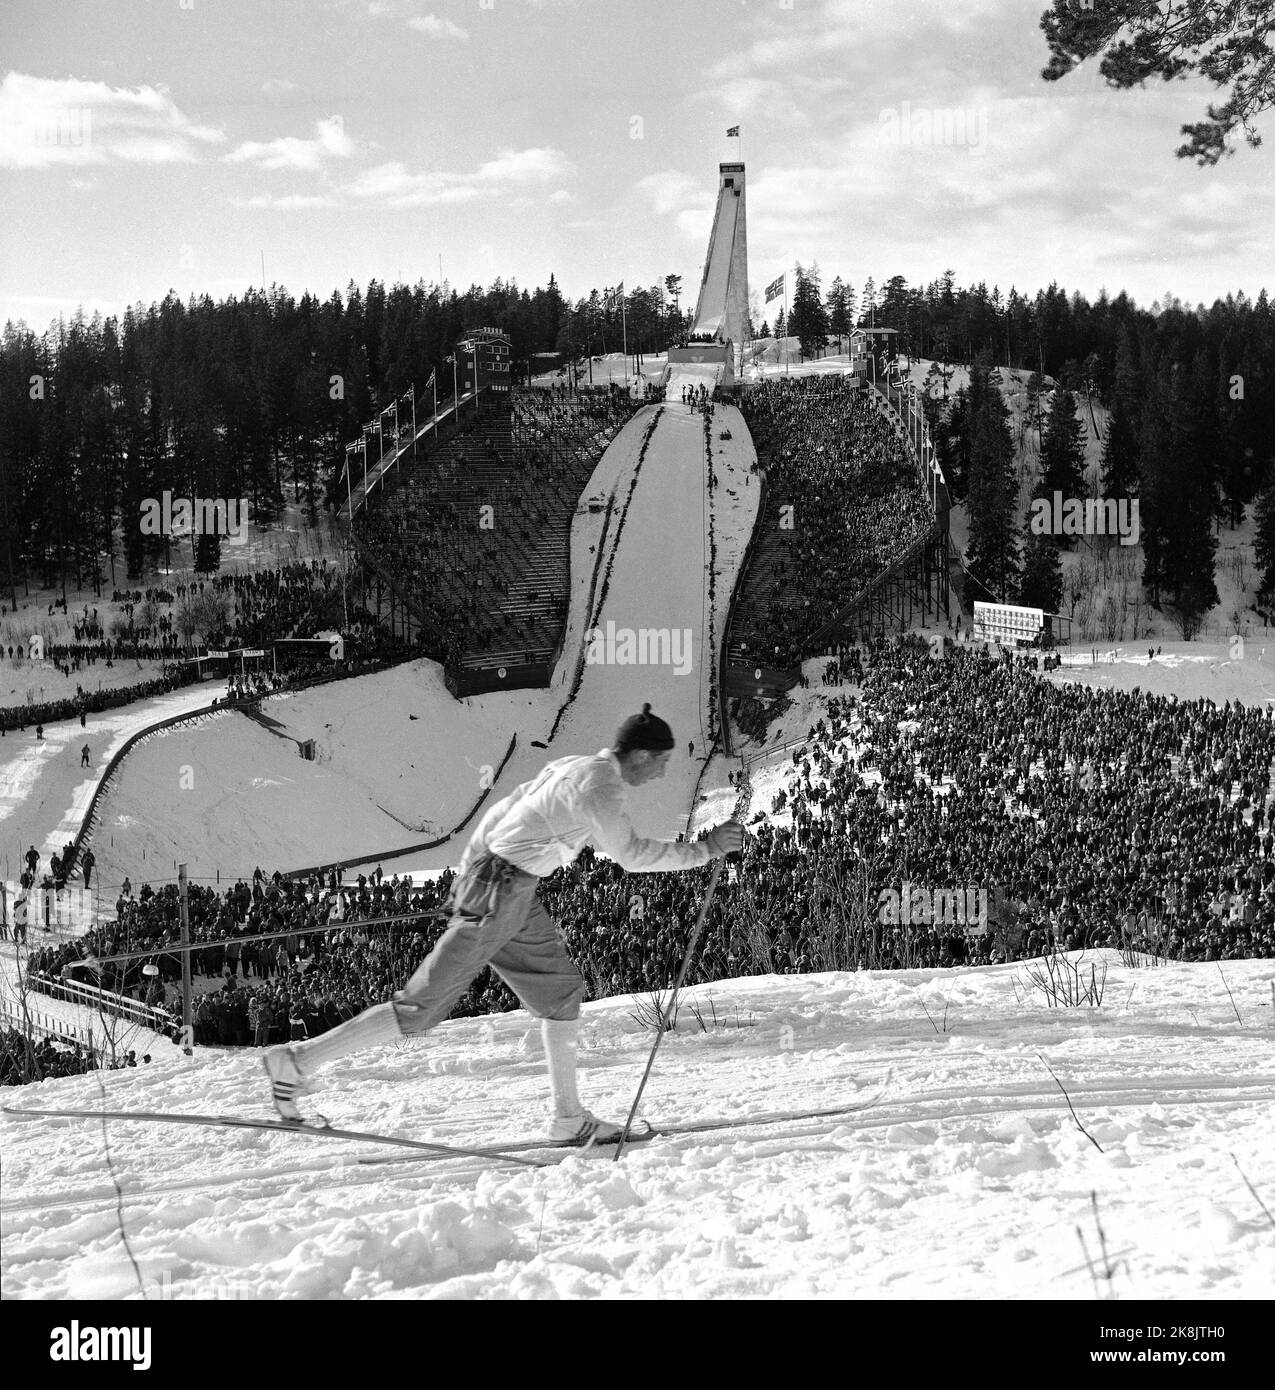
3;953;1272;1299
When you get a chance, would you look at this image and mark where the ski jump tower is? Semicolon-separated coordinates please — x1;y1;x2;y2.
677;161;749;378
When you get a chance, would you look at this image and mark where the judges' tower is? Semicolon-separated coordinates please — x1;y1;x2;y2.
690;162;749;371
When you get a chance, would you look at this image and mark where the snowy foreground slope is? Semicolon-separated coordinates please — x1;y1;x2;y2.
3;953;1272;1300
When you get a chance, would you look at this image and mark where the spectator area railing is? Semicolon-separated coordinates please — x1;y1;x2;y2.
343;390;477;523
0;995;100;1049
869;375;951;528
14;974;175;1037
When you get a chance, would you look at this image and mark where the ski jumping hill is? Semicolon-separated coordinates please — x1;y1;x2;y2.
71;396;758;885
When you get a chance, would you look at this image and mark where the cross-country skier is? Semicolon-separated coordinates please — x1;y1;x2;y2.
265;704;744;1145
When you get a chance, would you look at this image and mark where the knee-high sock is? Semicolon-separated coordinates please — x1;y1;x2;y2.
542;1017;581;1118
292;1001;402;1074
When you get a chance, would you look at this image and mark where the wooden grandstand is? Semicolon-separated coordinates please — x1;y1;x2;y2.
348;384;641;695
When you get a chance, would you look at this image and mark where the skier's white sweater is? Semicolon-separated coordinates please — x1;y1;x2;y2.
475;748;713;878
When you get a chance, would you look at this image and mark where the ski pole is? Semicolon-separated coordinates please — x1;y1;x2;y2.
614;857;723;1160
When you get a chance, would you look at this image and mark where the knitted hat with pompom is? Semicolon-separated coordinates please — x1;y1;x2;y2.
614;703;675;755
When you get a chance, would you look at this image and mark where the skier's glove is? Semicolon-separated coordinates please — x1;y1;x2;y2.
706;820;745;857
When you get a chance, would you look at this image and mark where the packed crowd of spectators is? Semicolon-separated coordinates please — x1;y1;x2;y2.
0;1028;152;1086
1;561;361;730
19;864;515;1047
0;666;201;735
205;560;339;650
731;377;933;668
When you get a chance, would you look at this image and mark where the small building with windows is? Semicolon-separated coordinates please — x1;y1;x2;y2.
457;326;512;394
850;326;900;382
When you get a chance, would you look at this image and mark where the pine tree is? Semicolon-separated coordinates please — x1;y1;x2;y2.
1165;353;1220;629
790;264;829;361
1100;393;1138;498
1139;356;1219;628
1037;388;1087;501
1254;480;1275;600
774;306;787;339
1138;357;1172;604
826;277;851;351
1018;528;1063;612
194;530;222;574
1026;371;1044;441
966;356;1020;598
941;387;971;501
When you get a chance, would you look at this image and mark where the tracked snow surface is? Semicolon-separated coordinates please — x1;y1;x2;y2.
3;955;1273;1299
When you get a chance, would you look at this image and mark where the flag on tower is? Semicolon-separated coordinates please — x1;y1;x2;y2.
726;125;740;137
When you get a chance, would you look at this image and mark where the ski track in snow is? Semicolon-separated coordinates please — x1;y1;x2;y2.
4;957;1273;1300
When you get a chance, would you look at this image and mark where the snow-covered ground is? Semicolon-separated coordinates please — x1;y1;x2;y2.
3;953;1271;1299
0;684;223;885
83;661;516;891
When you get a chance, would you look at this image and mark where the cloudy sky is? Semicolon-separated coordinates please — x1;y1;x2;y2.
1;0;1271;333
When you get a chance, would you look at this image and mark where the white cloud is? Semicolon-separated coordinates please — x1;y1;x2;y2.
475;146;576;184
636;170;702;217
0;73;223;169
240;192;337;210
225;115;354;171
347;146;576;207
408;14;469;40
262;78;299;97
343;160;481;206
240;144;578;211
676;208;713;245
